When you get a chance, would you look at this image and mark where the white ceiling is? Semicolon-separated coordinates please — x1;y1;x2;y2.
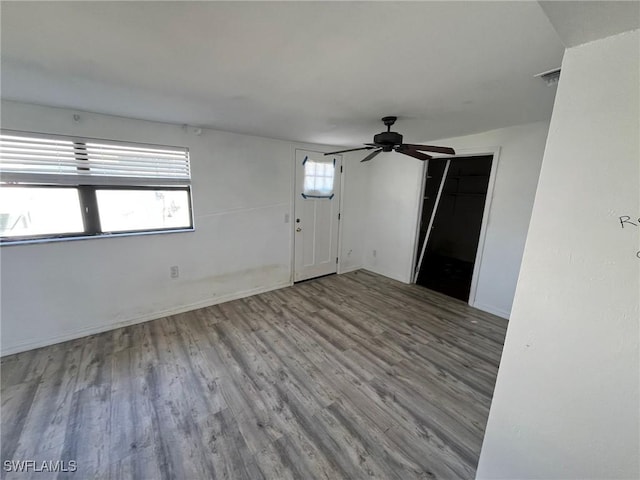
1;1;568;145
539;1;640;48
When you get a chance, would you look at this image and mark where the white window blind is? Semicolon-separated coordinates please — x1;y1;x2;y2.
0;130;190;186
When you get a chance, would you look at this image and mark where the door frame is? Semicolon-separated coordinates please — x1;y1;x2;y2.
289;147;344;283
410;146;501;308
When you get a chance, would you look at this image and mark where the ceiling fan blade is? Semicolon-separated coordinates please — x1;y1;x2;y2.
324;146;375;155
403;144;456;155
398;148;432;161
361;149;382;163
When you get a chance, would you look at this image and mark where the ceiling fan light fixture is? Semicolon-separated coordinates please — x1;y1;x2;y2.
324;116;455;162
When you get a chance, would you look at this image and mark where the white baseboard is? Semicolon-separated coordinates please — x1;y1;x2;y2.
338;264;363;275
346;267;510;320
1;281;292;357
472;301;511;319
362;266;411;284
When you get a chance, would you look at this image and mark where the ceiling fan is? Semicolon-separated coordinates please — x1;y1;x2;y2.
324;116;455;162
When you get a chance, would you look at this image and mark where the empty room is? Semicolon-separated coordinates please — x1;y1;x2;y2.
0;1;638;479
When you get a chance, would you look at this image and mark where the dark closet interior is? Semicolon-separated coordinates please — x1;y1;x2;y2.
416;155;492;301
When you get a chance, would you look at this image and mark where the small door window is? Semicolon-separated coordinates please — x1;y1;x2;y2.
303;159;334;197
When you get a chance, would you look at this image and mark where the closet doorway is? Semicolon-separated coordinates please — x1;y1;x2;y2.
414;154;494;302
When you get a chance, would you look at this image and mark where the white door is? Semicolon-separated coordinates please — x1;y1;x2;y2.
294;149;342;282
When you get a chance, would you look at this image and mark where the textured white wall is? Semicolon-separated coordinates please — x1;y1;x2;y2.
338;152;368;274
477;30;640;479
0;101;350;355
363;152;424;283
362;121;550;318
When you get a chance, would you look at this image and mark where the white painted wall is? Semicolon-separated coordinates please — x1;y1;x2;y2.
0;101;355;355
338;152;368;274
477;30;639;479
363;152;425;282
363;121;550;318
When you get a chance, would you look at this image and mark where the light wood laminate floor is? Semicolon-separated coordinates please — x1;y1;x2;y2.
1;270;508;480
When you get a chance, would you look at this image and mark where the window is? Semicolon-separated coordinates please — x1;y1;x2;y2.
0;130;193;243
303;159;335;197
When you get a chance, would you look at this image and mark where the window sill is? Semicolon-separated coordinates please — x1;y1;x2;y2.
0;228;195;247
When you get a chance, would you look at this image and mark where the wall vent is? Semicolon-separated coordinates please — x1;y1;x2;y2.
535;68;561;86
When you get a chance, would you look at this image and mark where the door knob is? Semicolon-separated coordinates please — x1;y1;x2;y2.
296;227;302;232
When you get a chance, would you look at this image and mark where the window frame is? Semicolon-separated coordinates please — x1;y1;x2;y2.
0;131;194;245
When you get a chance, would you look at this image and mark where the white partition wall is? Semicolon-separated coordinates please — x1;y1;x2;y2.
477;30;640;479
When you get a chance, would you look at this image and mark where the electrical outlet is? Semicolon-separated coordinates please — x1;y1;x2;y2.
170;266;179;279
373;250;377;258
